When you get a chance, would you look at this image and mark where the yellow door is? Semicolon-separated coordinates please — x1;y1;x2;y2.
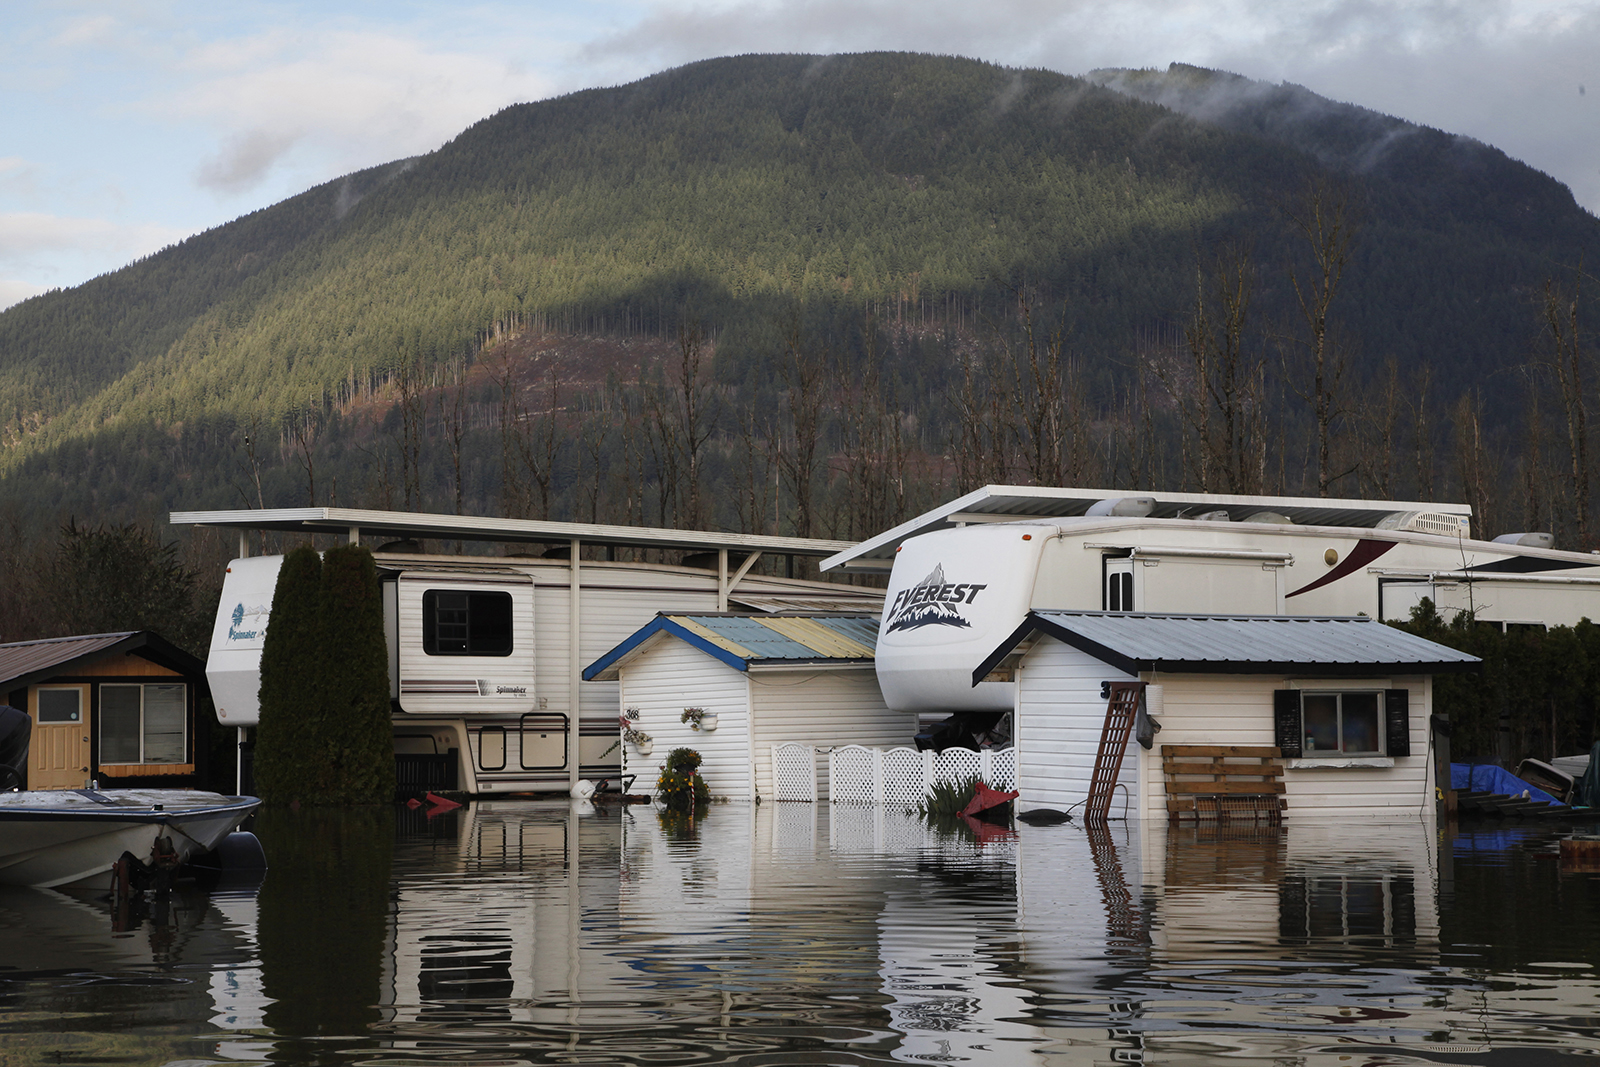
31;686;89;790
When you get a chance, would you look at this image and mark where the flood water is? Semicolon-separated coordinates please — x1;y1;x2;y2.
4;804;1600;1067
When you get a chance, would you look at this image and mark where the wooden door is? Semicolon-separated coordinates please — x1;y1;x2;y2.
31;685;89;790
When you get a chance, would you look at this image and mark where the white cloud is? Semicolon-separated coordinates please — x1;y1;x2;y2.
156;26;559;194
0;211;193;281
0;279;49;311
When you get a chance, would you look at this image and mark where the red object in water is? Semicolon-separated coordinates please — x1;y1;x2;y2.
959;813;1018;843
405;798;422;810
425;792;462;813
959;780;1018;818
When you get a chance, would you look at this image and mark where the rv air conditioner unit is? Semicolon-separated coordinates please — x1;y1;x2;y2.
1085;496;1156;517
1377;511;1472;537
1242;510;1293;525
1189;509;1231;522
1493;531;1556;549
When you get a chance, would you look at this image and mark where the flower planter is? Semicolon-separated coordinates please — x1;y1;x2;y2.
634;739;653;758
697;712;718;732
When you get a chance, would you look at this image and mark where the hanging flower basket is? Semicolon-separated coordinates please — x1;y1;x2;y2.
622;721;653;759
682;707;719;732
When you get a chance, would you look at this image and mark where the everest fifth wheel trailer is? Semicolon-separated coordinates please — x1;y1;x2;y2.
175;508;881;795
818;485;1600;714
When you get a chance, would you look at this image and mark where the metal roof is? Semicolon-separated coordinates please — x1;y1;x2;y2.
0;632;203;692
973;610;1482;683
819;485;1473;570
170;507;856;557
584;613;879;681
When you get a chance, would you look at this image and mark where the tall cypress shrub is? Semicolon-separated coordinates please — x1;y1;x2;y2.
318;544;397;804
253;546;323;802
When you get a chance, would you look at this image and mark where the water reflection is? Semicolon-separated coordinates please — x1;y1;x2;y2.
4;804;1600;1064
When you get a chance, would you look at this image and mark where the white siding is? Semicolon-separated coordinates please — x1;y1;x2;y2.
529;560;721;724
748;668;913;801
1013;640;1140;813
394;574;537;717
616;640;754;800
1015;636;1435;821
1142;674;1433;821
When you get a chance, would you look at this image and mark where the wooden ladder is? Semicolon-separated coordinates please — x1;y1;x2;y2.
1085;682;1145;823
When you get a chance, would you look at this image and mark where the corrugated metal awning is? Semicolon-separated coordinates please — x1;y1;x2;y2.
972;610;1482;683
0;632;202;693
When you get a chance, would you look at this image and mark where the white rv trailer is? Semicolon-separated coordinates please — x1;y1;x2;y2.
170;507;881;794
819;485;1600;713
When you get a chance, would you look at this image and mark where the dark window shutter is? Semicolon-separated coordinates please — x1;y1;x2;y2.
1273;689;1301;758
1385;689;1411;757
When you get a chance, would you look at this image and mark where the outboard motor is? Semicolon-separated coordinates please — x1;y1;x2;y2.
0;705;30;791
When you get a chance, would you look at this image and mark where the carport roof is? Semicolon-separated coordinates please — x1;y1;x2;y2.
973;610;1482;683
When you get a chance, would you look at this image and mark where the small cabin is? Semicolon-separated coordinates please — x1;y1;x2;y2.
0;632;210;791
584;613;912;801
974;611;1480;821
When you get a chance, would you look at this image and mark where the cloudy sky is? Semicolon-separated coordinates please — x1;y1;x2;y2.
2;0;1596;310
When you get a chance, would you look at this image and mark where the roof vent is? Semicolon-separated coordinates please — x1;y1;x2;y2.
1241;510;1293;525
1085;496;1156;518
1189;509;1231;522
1377;510;1471;537
1493;532;1555;549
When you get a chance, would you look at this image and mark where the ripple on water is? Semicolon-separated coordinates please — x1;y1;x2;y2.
5;807;1600;1063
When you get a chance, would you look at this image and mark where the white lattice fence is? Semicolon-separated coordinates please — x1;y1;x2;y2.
771;743;817;802
828;745;1018;807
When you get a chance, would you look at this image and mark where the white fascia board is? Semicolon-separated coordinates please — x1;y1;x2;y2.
170;507;854;556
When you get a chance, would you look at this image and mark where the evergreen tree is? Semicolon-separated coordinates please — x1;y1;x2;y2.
317;543;397;804
253;545;323;802
44;519;207;653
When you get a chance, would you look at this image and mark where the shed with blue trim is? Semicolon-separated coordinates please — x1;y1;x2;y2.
584;613;910;801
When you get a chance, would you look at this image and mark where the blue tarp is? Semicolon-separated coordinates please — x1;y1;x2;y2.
1451;763;1559;805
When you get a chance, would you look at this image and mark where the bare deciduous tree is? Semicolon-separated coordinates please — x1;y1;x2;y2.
1542;270;1590;545
1283;178;1358;496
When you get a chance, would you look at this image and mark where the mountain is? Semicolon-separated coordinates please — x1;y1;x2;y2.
0;52;1595;540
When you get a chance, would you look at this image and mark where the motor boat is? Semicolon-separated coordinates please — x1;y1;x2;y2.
0;705;261;888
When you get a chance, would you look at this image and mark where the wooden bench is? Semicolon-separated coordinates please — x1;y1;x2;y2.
1162;745;1285;823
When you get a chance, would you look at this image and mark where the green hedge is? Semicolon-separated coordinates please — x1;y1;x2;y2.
1391;599;1600;762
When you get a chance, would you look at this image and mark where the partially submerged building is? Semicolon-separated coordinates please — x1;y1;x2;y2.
583;613;908;801
975;610;1480;821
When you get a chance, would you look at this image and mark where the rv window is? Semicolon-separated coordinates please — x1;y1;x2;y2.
423;590;514;656
99;683;186;764
1299;691;1382;757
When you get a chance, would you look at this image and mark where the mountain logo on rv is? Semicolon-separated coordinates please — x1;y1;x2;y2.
885;565;987;632
227;602;269;642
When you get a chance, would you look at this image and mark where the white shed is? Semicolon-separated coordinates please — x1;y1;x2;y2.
584;613;913;802
974;611;1480;821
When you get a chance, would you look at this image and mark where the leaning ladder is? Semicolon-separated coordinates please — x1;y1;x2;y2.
1085;682;1145;823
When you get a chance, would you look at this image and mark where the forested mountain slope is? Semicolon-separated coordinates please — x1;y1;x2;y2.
0;52;1595;540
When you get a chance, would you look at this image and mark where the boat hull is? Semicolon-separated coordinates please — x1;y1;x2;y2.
0;790;260;888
